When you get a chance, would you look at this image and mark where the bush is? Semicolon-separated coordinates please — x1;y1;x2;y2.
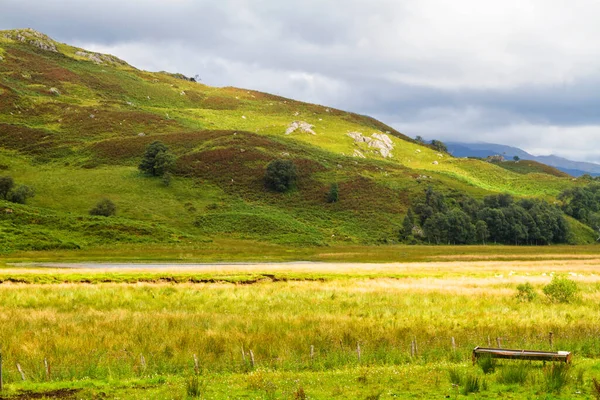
139;141;175;177
516;282;537;302
0;176;14;199
543;276;579;303
327;183;339;203
89;199;117;217
7;184;35;204
264;159;297;192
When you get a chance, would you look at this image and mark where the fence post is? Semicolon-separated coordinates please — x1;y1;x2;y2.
44;358;50;381
0;351;3;391
16;363;25;381
310;345;314;362
193;354;199;375
549;332;554;348
496;337;502;349
357;342;361;363
249;350;255;368
451;337;456;353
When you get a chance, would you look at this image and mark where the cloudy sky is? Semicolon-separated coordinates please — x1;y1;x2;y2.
2;0;600;162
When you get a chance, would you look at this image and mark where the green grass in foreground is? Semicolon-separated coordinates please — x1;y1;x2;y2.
2;262;600;398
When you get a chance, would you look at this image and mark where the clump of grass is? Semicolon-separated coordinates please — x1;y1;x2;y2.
448;368;462;386
462;374;480;395
497;363;530;385
516;282;537;302
544;363;570;393
592;377;600;399
294;386;306;400
365;392;383;400
186;375;205;398
477;354;496;374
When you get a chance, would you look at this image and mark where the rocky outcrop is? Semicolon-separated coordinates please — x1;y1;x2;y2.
286;121;316;135
3;29;58;52
348;132;395;158
75;50;129;66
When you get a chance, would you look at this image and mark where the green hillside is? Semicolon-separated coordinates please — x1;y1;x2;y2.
0;29;592;251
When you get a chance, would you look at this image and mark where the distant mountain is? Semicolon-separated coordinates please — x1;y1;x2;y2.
446;141;600;177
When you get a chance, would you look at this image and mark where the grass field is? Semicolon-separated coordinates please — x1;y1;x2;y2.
2;253;600;399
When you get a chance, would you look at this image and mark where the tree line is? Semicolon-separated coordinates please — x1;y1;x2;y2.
400;187;569;245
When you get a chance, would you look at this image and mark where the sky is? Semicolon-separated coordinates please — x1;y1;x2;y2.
2;0;600;162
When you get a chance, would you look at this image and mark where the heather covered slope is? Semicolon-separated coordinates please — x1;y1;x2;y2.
0;29;594;251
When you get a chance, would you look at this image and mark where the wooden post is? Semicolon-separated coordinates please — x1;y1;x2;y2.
410;340;416;358
414;337;418;356
451;337;456;353
249;350;255;368
241;347;246;363
549;332;554;348
0;351;3;391
496;337;502;349
140;354;146;372
487;336;491;347
310;345;314;362
16;363;25;381
44;358;50;381
193;354;199;375
357;342;361;363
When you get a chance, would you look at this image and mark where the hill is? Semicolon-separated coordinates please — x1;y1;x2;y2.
446;141;600;177
0;29;595;251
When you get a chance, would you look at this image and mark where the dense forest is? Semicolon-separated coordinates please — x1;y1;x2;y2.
401;188;571;245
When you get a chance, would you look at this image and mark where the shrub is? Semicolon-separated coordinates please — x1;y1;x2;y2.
161;172;172;187
89;199;117;217
139;141;175;177
543;276;579;303
516;282;537;302
264;159;297;192
327;183;339;203
7;184;35;204
0;175;14;199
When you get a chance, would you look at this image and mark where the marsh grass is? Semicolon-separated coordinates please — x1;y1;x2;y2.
477;354;496;374
0;265;599;397
448;368;462;386
592;377;600;399
462;374;480;395
544;363;570;393
185;374;205;398
497;363;530;385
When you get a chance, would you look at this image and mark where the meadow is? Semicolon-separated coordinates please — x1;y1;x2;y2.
2;254;600;398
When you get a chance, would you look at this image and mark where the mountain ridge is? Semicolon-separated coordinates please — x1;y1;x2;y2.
446;141;600;176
